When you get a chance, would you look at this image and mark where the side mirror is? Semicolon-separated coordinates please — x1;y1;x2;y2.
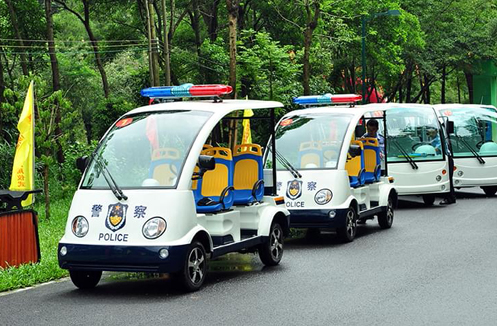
198;155;215;171
76;156;89;173
348;144;362;158
446;120;455;135
193;155;215;180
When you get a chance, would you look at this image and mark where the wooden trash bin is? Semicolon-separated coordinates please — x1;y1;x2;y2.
0;190;42;269
0;210;40;269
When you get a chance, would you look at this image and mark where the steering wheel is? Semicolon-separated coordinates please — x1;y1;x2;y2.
475;140;493;149
412;142;430;151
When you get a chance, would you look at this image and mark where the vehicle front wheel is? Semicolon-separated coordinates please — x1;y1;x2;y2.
378;197;394;229
336;207;357;243
69;270;102;289
259;222;284;266
422;194;435;206
177;241;207;292
481;186;497;197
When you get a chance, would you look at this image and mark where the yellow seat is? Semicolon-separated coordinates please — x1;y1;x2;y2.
299;141;322;168
345;140;365;187
149;148;180;185
233;144;264;204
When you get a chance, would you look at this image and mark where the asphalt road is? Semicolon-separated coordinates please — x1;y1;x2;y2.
1;189;497;326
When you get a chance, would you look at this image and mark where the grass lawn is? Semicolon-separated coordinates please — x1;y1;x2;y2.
0;198;71;292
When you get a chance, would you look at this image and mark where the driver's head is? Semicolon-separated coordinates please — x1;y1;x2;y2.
427;127;437;137
366;119;379;136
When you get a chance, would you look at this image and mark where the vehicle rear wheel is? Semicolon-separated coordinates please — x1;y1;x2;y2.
422;194;435;206
259;222;284;266
69;270;102;289
378;197;394;229
177;241;207;292
336;207;357;243
481;186;497;197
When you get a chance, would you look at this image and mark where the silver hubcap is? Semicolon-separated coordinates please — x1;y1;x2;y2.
270;227;283;259
387;202;393;224
346;210;356;237
188;247;205;284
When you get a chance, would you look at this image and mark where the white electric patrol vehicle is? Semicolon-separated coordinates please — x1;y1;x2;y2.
58;84;290;292
436;104;497;196
266;94;397;243
366;103;452;205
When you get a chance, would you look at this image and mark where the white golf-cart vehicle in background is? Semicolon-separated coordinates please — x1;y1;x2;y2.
436;104;497;196
266;94;397;243
366;103;452;205
58;84;290;292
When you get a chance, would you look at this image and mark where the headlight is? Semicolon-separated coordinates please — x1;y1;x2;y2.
142;217;167;239
71;216;89;237
314;189;333;205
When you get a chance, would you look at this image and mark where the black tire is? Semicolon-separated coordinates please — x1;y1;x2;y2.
69;270;102;289
177;241;207;292
481;186;497;197
422;194;435;206
336;206;357;243
259;222;284;266
378;197;394;229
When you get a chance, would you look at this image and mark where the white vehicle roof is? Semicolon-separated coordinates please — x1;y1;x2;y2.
365;102;435;110
125;99;284;119
282;104;388;120
434;103;497;110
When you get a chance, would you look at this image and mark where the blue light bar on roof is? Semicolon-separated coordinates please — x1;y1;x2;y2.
293;93;362;106
140;83;233;98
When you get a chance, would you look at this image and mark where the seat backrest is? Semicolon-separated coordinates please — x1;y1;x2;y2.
233;144;263;191
197;147;233;197
345;140;364;177
149;148;180;185
361;137;379;173
299;141;322;168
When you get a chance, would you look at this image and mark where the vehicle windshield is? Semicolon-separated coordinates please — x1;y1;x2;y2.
385;107;445;162
440;106;497;157
81;110;213;189
271;113;353;170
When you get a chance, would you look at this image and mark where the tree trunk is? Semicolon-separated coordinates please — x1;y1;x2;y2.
54;0;110;98
0;50;5;103
424;74;431;104
5;0;29;76
302;0;320;96
45;0;65;164
189;1;203;82
405;66;412;103
441;65;446;104
226;0;239;99
43;164;50;221
148;1;160;86
201;0;220;42
145;0;155;86
162;0;171;85
465;71;473;104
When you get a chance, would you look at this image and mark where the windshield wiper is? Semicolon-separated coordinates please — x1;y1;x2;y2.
268;146;301;178
388;136;418;170
454;135;485;164
90;152;128;200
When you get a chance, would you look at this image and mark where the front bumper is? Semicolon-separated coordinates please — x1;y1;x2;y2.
289;209;348;229
58;243;189;273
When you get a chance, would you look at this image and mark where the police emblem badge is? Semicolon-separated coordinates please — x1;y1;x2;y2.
286;179;303;200
105;203;128;232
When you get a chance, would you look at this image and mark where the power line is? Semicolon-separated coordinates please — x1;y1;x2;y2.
0;38;147;43
0;43;148;49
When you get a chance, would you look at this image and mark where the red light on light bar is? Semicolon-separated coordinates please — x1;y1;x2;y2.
189;85;233;96
330;94;363;103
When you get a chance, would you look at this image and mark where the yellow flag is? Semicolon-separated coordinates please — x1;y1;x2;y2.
10;81;35;206
242;109;254;144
